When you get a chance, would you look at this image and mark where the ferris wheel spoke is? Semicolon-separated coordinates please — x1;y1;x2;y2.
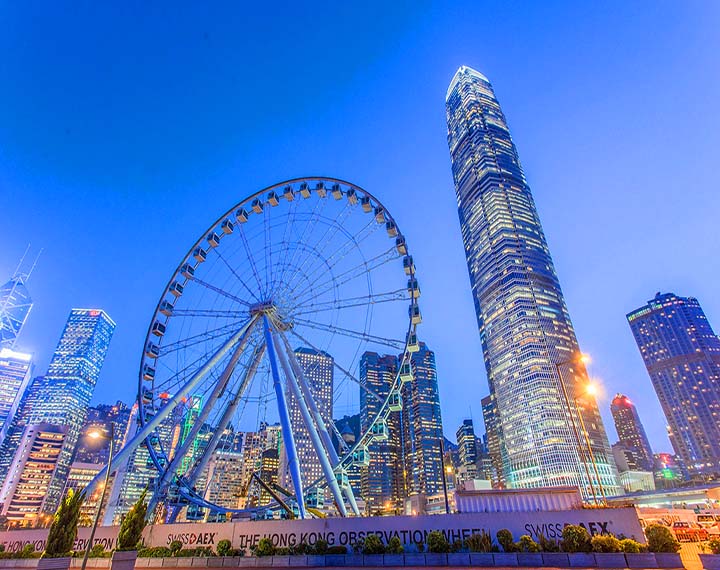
272;197;301;295
190;276;254;307
159;319;248;356
293;317;405;350
288;327;383;403
262;201;274;297
238;223;266;297
215;248;263;303
171;309;248;318
291;289;407;316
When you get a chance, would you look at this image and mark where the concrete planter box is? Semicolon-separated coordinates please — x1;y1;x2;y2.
492;552;518;566
305;555;325;567
593;553;626;567
567;552;595;567
161;558;179;567
110;551;137;570
361;554;383;566
189;558;209;567
423;553;447;566
286;556;307;567
447;553;470;566
382;554;403;566
38;558;72;570
542;552;569;567
468;553;494;566
625;553;657;568
402;554;425;566
221;557;251;567
234;558;257;567
700;554;720;569
0;561;40;569
654;553;682;568
518;553;543;566
270;556;290;567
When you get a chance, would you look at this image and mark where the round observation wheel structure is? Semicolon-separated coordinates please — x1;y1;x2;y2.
136;177;421;521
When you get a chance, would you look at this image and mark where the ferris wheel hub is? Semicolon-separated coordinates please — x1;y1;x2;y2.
249;300;276;316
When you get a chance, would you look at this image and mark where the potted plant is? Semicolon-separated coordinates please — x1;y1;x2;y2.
111;491;147;570
590;534;625;567
493;529;518;566
40;489;85;570
425;531;450;565
701;537;720;570
645;524;681;569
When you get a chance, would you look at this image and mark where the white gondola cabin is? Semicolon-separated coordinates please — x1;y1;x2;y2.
142;365;156;382
407;332;420;352
352;446;370;467
142;388;153;404
409;302;422;324
180;263;195;279
221;219;234;234
403;255;415;275
386;221;398;237
361;196;372;213
145;342;160;359
399;362;413;384
299;182;311;198
251;198;264;213
389;391;402;411
159;300;174;316
283;185;295;201
169;281;184;297
407;278;421;299
396;236;407;255
331;183;343;200
315;181;327;197
193;247;207;263
236;208;249;223
346;188;358;204
335;471;349;488
151;321;166;337
267;191;280;206
370;419;389;441
374;207;386;224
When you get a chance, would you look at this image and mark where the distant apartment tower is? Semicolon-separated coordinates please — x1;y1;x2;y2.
400;343;444;497
446;66;619;495
0;348;33;447
360;352;402;514
456;419;478;483
610;394;654;471
627;292;720;477
0;424;68;525
286;348;333;488
481;394;504;487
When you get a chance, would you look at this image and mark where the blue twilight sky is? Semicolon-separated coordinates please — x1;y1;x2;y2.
1;1;719;452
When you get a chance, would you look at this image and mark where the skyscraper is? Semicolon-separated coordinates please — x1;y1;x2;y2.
75;401;132;464
610;394;654;472
0;272;33;350
400;342;444;497
456;419;478;483
446;66;619;496
360;352;401;514
285;347;333;489
627;292;720;478
0;348;33;447
0;309;115;514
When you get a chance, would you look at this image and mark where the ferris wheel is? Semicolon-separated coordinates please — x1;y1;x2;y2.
117;177;421;520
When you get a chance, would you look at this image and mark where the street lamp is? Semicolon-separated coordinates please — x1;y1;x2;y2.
80;423;115;570
554;354;603;506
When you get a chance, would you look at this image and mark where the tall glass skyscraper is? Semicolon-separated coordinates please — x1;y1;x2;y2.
627;292;720;478
610;394;654;472
446;66;619;496
0;309;115;515
0;348;33;447
0;274;33;350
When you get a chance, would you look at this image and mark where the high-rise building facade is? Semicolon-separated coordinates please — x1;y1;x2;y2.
627;292;720;478
0;348;33;447
360;352;401;514
446;66;619;496
610;394;654;472
456;419;478;483
0;309;115;514
400;343;444;497
75;401;132;464
0;273;33;350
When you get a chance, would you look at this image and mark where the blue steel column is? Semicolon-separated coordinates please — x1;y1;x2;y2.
263;315;306;519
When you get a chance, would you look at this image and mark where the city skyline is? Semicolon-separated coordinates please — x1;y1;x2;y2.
2;2;719;456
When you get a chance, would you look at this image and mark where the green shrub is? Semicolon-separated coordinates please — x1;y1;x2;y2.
217;540;232;557
387;537;404;554
538;534;560;552
496;529;517;553
706;537;720;555
275;547;290;555
560;525;591;553
253;538;276;557
591;535;621;553
427;531;450;554
361;534;385;554
313;539;328;555
620;539;644;553
645;524;680;553
117;491;147;551
138;546;171;558
44;489;85;558
326;545;347;555
169;541;182;555
415;542;425;553
89;544;110;558
465;531;494;553
517;535;540;553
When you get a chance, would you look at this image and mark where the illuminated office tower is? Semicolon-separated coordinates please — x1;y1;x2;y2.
0;424;67;526
360;352;402;514
258;448;280;506
627;293;720;478
0;348;33;447
64;462;107;526
456;419;479;484
0;265;34;350
284;348;333;489
610;394;654;472
75;401;132;464
446;66;619;495
400;342;444;497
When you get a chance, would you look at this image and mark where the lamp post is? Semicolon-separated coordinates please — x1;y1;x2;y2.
439;437;451;514
80;423;115;570
554;355;601;506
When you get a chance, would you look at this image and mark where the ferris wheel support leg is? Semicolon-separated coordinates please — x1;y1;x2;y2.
263;316;307;519
151;317;259;511
271;331;348;517
188;343;266;489
84;319;256;496
342;483;360;517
